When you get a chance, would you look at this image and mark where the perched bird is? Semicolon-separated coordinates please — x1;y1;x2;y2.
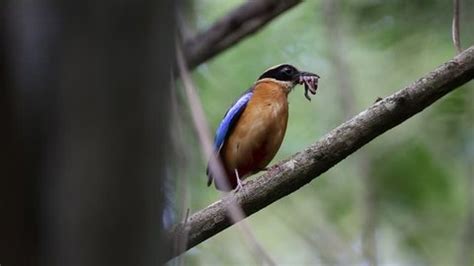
207;64;319;191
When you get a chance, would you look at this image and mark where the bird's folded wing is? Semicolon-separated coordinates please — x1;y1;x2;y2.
213;89;253;151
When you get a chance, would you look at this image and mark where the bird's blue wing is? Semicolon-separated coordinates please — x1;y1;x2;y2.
213;90;253;151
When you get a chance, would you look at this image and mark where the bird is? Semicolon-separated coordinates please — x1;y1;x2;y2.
206;64;320;191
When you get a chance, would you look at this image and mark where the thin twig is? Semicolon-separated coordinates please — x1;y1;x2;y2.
175;40;276;266
169;75;191;266
165;46;474;261
183;208;190;225
175;208;190;266
452;0;462;54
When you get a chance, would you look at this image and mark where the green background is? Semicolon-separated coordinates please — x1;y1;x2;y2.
173;0;474;264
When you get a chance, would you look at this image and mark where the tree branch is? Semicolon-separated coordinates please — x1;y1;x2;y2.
167;46;474;261
183;0;301;70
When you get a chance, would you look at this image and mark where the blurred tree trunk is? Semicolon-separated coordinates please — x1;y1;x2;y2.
0;2;39;264
322;0;378;265
1;0;177;265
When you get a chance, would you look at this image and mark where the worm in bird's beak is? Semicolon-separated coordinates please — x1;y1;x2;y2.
295;71;320;101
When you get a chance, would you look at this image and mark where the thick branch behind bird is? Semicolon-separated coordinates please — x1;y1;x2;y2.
183;0;301;69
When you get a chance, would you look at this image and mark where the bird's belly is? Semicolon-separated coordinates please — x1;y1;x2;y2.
222;100;288;179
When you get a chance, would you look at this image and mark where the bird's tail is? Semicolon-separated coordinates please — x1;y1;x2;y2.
205;163;213;187
206;154;235;191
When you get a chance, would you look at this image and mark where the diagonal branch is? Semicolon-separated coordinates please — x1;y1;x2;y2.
166;46;474;261
183;0;301;70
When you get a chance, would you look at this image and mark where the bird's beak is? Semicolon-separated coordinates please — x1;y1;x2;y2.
294;71;320;101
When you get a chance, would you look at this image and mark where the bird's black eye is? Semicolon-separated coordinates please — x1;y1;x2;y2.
282;67;293;75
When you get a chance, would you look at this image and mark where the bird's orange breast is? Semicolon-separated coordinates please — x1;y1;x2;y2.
220;80;290;186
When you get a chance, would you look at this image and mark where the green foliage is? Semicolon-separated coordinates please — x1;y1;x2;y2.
374;141;451;211
348;0;452;47
174;0;474;264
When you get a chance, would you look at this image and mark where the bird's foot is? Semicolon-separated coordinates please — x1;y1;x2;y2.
234;169;244;192
234;178;244;192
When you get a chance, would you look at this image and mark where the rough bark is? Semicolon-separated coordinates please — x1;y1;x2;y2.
183;0;301;69
165;46;474;261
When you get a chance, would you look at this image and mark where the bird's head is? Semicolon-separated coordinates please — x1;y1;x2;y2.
257;64;320;101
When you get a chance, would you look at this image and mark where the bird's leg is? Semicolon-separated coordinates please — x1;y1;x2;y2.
234;169;243;192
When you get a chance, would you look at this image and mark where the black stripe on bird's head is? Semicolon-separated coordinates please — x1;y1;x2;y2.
258;64;299;82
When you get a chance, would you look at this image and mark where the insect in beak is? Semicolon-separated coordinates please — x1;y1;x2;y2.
296;72;320;101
